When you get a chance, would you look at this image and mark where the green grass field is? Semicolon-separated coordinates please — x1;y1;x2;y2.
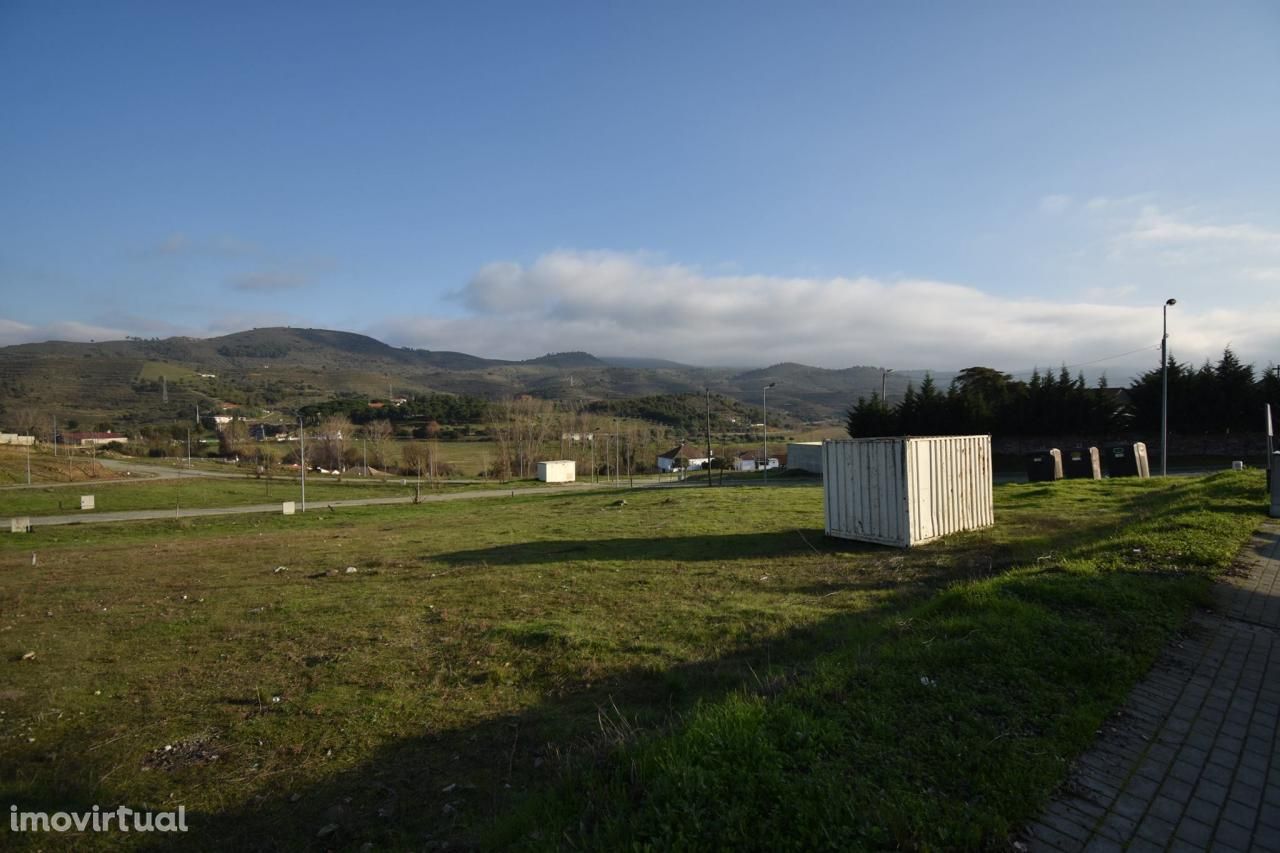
0;477;422;517
0;472;578;518
0;472;1267;850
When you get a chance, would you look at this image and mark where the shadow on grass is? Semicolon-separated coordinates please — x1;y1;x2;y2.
434;530;877;567
17;477;1253;852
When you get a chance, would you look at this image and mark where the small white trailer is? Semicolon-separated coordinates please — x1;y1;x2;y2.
537;460;576;483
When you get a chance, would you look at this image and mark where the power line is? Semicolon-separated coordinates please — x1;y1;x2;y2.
1003;344;1160;379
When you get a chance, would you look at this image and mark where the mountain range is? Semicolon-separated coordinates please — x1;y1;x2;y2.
0;326;945;426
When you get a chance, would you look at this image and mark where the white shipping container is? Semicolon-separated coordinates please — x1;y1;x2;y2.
537;460;576;483
786;442;824;474
823;435;994;548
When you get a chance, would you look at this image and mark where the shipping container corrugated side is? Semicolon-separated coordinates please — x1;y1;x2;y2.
822;436;994;547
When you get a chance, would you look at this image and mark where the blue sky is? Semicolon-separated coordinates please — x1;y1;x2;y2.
1;1;1277;371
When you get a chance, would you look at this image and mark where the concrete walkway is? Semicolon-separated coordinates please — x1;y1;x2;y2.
1026;520;1280;852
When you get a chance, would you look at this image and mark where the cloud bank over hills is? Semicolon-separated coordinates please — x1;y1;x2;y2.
3;201;1277;372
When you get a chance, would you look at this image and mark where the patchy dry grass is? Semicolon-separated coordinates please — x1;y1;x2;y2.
0;447;122;485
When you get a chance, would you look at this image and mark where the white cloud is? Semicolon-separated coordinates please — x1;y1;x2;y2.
369;250;1280;370
1124;206;1280;247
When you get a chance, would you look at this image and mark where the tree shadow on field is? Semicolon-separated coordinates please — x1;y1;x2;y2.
433;530;849;567
95;481;1248;852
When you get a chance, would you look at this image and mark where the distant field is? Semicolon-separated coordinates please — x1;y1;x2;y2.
175;432;679;479
0;473;571;518
0;446;122;485
0;477;416;517
0;472;1265;849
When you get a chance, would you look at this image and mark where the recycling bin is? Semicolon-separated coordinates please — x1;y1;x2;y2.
1103;442;1150;478
1063;447;1102;480
1026;449;1063;482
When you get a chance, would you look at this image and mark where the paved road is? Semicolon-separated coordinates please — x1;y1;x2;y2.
1026;520;1280;852
18;481;631;528
0;458;240;489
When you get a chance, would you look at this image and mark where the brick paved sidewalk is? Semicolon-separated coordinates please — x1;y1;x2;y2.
1025;521;1280;852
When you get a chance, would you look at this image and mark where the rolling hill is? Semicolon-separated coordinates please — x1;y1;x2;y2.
0;326;930;429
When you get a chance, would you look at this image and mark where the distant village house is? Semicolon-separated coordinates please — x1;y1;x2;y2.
59;431;128;447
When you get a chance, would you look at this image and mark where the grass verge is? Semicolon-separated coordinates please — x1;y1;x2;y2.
492;471;1266;849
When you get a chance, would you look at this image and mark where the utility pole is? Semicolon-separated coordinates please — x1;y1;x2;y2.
1161;298;1177;477
363;438;368;477
52;415;57;457
881;368;893;403
762;382;776;485
299;417;307;513
705;387;713;488
26;443;32;485
186;428;191;468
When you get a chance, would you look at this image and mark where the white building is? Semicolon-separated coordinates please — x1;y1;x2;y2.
657;442;712;472
733;453;780;472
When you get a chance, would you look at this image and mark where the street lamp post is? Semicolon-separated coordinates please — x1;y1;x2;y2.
705;387;713;488
881;368;893;403
299;417;307;513
1161;298;1177;477
762;382;776;485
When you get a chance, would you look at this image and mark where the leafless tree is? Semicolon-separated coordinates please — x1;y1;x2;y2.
362;419;398;471
7;406;45;439
313;415;354;474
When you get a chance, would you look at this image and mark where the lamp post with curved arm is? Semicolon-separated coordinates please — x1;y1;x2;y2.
762;382;776;485
1161;298;1177;477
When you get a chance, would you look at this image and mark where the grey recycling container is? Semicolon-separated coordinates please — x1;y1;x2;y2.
1026;449;1063;482
1063;447;1102;480
1103;442;1150;478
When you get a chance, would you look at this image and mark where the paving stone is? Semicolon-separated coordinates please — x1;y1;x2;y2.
1026;522;1280;850
1167;759;1200;787
1157;776;1193;804
1135;813;1177;846
1111;792;1148;821
1037;808;1093;843
1167;839;1204;853
1094;811;1137;841
1125;837;1164;853
1213;818;1254;851
1123;774;1160;800
1196;777;1231;806
1027;820;1076;852
1222;795;1258;828
1173;816;1213;847
1233;763;1264;788
1146;794;1184;825
1185;796;1219;826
